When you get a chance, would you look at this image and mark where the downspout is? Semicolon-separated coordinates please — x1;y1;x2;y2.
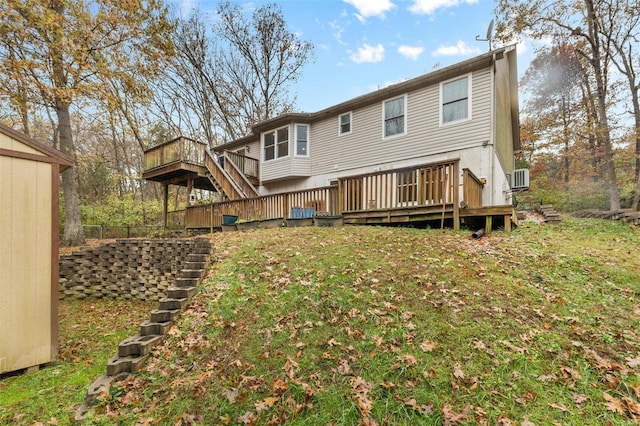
490;52;496;206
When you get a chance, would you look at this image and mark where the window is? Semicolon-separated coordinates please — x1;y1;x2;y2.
397;170;418;204
442;76;470;124
339;112;352;135
296;124;309;156
263;126;289;161
384;96;406;138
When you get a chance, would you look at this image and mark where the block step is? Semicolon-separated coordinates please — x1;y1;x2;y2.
107;353;150;376
150;308;181;323
139;319;173;336
175;277;199;288
118;334;164;357
158;296;188;311
167;286;197;300
181;269;204;279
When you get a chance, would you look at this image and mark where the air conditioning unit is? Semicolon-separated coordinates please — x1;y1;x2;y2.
511;168;530;190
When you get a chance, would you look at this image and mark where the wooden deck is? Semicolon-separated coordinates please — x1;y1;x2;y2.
142;141;516;232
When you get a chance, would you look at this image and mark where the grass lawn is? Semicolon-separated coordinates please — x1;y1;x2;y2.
1;217;639;425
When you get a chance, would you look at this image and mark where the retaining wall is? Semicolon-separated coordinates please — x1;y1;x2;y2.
59;239;205;301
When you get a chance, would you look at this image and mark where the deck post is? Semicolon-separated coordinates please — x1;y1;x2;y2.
163;183;169;230
337;179;344;215
504;214;512;232
453;162;460;231
485;215;492;234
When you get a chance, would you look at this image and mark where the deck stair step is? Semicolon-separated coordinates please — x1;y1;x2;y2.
117;334;164;357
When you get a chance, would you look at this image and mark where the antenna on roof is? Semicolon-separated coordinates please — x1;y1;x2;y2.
475;19;494;51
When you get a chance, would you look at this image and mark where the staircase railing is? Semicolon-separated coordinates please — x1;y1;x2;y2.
203;153;246;201
221;152;260;197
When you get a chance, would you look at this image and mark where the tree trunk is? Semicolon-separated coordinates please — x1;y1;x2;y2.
57;102;85;246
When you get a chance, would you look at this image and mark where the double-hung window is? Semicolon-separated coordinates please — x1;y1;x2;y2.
442;76;470;124
339;112;352;135
263;126;289;161
383;95;406;138
296;124;309;156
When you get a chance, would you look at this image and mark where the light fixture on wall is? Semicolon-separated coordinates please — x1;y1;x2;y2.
246;145;250;153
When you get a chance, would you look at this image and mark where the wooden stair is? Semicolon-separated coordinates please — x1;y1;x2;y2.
536;204;562;223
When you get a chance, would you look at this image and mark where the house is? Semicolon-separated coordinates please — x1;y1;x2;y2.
0;123;73;374
143;45;523;230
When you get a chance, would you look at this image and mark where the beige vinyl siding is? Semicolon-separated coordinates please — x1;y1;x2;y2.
0;155;53;373
310;68;493;177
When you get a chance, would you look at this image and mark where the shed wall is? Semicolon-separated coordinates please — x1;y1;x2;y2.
0;153;54;373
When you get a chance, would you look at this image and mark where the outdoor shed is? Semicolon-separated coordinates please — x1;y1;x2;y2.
0;123;73;374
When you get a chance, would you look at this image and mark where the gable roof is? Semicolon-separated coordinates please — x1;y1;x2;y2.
215;45;516;152
0;123;74;171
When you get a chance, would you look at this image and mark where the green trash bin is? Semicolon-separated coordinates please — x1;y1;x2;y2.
222;215;238;225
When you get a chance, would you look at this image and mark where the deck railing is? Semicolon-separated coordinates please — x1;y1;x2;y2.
183;159;474;229
185;186;339;228
143;137;207;171
339;160;459;212
225;150;259;180
462;168;484;208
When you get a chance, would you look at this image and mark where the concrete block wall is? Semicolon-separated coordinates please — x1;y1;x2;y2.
59;239;205;301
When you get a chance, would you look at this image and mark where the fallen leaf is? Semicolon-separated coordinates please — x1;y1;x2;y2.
420;340;437;352
626;356;640;368
255;396;279;413
603;392;626;415
223;388;239;404
572;393;588;405
549;402;568;412
453;363;465;380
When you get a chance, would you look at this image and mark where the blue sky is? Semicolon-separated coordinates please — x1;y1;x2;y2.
174;0;532;113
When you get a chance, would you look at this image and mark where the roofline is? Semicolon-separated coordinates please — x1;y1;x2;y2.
0;123;75;170
215;45;515;152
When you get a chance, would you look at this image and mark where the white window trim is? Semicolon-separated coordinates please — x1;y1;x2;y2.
381;94;407;140
262;125;290;162
294;123;310;157
338;111;352;136
439;73;472;127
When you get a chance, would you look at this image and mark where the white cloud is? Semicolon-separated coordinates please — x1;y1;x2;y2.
432;40;482;57
398;45;425;60
409;0;478;15
329;20;348;46
350;43;385;63
344;0;396;19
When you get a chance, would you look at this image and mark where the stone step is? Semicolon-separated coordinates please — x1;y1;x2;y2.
181;269;204;279
158;296;188;311
187;253;209;263
117;334;164;357
139;319;173;336
184;261;206;270
166;286;197;300
175;277;199;288
150;308;181;323
107;353;150;376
